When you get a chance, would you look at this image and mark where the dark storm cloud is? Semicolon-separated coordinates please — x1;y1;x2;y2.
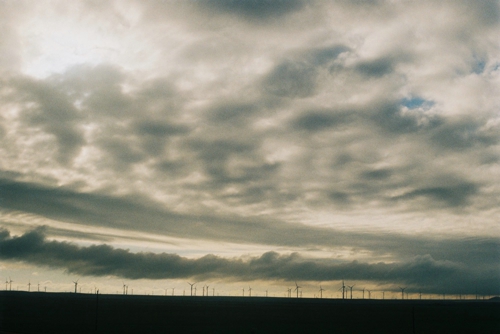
355;57;394;78
430;118;499;150
1;227;498;294
0;177;496;269
370;102;443;134
7;76;85;164
393;182;479;208
263;60;319;98
202;0;306;20
291;110;352;132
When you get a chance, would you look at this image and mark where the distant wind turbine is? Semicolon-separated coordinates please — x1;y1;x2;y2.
206;285;209;297
319;286;325;299
367;289;371;299
347;285;355;299
399;287;406;300
5;278;8;291
339;280;346;300
28;280;31;292
73;280;79;293
187;282;196;296
294;282;301;298
248;287;252;297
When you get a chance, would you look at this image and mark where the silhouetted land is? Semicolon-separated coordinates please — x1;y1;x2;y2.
1;291;499;333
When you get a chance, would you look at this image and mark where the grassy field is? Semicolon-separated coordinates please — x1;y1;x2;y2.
1;291;499;333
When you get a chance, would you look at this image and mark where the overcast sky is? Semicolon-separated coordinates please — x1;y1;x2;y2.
0;0;499;297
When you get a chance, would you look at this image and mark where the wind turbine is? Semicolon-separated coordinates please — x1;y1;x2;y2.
9;278;13;291
294;282;301;298
206;285;209;297
38;282;40;292
123;282;127;295
339;280;346;300
28;280;31;292
248;286;252;297
73;280;79;293
187;282;196;296
5;278;8;290
287;288;292;298
319;286;325;299
399;287;406;300
172;287;175;296
367;289;371;299
347;285;355;299
362;288;365;299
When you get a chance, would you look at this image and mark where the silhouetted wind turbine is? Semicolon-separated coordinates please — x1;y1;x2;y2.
294;282;301;298
367;289;371;299
73;280;79;293
5;278;8;290
123;282;127;295
248;286;252;297
319;286;325;299
9;278;13;291
399;287;406;300
287;288;292;298
206;285;209;297
339;280;346;299
347;285;355;299
187;282;196;296
37;282;40;292
362;288;365;299
28;280;31;292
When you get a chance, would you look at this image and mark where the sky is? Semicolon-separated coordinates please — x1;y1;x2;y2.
0;0;499;298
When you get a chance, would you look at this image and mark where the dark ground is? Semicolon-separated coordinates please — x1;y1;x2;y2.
1;291;499;333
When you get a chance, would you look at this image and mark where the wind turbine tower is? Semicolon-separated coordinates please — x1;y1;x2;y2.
319;286;325;299
339;280;346;300
28;281;31;292
399;287;406;300
188;282;196;296
73;280;79;293
347;285;355;299
294;282;301;298
248;287;252;297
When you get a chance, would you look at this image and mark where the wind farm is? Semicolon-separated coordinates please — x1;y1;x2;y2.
1;287;498;334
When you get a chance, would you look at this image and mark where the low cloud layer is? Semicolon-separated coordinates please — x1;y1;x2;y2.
1;227;498;295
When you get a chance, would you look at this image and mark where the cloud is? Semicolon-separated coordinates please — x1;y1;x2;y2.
201;0;306;21
393;182;479;208
1;227;498;294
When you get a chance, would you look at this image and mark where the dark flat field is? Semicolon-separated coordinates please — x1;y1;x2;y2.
1;291;499;334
